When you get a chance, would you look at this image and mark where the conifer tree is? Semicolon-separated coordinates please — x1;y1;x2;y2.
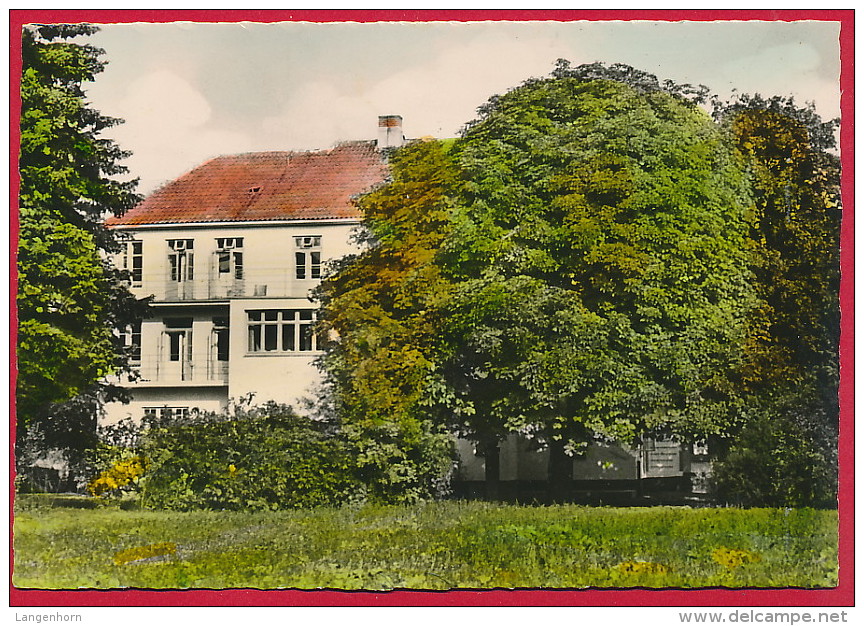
17;24;148;485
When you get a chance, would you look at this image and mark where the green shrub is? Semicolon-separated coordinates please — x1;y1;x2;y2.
138;403;362;510
712;405;837;508
341;420;455;504
87;400;455;510
83;417;144;498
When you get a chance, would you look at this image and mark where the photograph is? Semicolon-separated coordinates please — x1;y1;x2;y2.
8;9;853;610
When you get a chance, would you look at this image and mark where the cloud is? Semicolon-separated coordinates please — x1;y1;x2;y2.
121;70;212;130
718;42;839;117
92;70;254;193
260;29;578;150
87;23;841;196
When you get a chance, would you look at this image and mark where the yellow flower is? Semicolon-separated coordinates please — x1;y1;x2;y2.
87;456;149;497
113;542;177;566
712;547;761;568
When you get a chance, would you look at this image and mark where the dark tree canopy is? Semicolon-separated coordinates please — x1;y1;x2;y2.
16;24;148;480
709;94;841;506
714;95;841;403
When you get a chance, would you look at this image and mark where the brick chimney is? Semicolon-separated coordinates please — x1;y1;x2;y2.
377;115;404;150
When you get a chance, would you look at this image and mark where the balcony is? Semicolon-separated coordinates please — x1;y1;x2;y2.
142;270;319;302
126;355;230;387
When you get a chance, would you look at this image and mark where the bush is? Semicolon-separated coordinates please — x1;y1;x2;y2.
15;391;105;493
87;456;148;498
341;421;455;505
137;403;363;510
712;404;837;508
86;400;456;510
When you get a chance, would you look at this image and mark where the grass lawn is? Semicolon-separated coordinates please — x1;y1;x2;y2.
13;496;838;590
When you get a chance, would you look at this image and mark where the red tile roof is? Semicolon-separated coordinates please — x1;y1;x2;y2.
107;141;388;226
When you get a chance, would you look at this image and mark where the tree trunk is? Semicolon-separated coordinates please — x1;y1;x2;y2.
548;438;573;503
483;439;501;501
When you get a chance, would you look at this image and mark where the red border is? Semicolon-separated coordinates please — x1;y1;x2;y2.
8;9;855;608
5;9;854;23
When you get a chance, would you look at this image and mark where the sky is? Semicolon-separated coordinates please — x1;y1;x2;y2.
79;19;843;195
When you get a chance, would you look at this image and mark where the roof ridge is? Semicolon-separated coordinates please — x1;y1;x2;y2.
106;139;387;227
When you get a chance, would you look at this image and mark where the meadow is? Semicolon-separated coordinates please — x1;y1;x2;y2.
12;496;838;590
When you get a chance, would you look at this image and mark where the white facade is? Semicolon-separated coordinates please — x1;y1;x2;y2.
103;219;360;424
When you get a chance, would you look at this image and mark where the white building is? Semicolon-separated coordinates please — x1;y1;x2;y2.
103;118;400;425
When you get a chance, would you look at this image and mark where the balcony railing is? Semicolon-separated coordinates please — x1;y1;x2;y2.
128;355;229;385
135;270;321;301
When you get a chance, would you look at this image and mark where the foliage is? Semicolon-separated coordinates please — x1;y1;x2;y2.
16;24;148;481
711;94;841;507
711;402;838;509
318;64;757;493
122;403;363;511
318;63;841;508
89;401;454;510
13;500;838;589
316;139;461;502
446;66;755;453
549;58;711;104
15;384;138;493
716;94;840;402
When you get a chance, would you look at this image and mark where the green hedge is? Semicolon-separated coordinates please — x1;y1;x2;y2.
86;403;363;510
91;402;456;510
138;405;362;510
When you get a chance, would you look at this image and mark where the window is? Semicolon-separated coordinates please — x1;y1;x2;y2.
213;317;229;361
294;236;322;280
143;406;190;421
169;333;183;360
122;240;143;286
167;239;194;282
216;237;244;280
124;321;142;363
164;318;192;362
247;309;317;353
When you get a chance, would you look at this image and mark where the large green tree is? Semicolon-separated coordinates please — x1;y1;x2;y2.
436;64;756;494
320;62;758;499
16;24;147;485
316;139;460;502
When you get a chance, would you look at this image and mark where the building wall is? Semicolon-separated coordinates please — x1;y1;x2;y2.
135;304;229;384
102;219;361;424
226;297;324;407
118;220;360;302
456;435;643;482
102;386;228;425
